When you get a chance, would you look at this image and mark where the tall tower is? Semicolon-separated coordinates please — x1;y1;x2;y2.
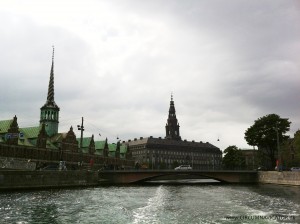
165;94;181;141
40;47;60;137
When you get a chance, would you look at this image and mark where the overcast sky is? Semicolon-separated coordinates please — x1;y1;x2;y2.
1;0;300;151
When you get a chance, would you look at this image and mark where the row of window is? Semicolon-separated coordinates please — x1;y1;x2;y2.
141;157;220;165
133;150;221;158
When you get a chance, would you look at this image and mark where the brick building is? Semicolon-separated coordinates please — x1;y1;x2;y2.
0;48;132;169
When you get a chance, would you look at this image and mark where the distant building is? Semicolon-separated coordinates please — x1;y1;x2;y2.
125;95;222;170
0;48;132;169
0;49;65;150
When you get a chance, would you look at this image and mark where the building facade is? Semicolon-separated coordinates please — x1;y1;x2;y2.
126;95;222;170
0;49;133;170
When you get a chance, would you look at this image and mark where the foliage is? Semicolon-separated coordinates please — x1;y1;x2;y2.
244;114;290;169
159;161;167;170
172;160;179;169
281;130;300;168
222;145;246;170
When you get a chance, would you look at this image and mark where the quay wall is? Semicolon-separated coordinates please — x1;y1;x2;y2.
258;171;300;186
2;170;300;190
0;170;98;190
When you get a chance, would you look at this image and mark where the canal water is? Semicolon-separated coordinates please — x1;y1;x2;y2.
0;183;299;224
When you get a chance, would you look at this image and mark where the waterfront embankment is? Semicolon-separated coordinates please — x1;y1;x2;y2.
258;171;300;186
0;170;98;190
1;170;300;190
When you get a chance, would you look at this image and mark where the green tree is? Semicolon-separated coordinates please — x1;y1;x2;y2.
172;160;179;169
281;130;300;168
159;161;167;170
244;114;290;169
222;145;245;170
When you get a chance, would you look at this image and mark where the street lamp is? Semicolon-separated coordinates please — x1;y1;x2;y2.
77;117;84;150
191;152;194;169
275;123;280;171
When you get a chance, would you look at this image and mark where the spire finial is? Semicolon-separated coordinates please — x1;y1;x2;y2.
52;45;54;62
171;92;173;101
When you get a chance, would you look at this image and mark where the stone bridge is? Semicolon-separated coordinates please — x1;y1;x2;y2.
98;170;258;184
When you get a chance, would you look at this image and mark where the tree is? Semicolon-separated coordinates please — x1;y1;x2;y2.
222;145;245;170
281;130;300;168
172;160;179;169
244;114;290;169
159;161;167;170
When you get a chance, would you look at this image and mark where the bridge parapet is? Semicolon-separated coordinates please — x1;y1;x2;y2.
98;170;258;184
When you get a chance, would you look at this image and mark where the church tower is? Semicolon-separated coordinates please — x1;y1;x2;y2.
165;94;181;141
40;47;60;137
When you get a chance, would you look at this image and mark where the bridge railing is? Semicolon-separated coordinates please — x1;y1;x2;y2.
0;143;135;170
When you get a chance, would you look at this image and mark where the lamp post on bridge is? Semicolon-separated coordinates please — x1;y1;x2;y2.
275;123;280;171
77;117;84;150
77;117;84;167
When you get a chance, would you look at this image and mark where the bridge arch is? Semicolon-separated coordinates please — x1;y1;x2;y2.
133;173;223;183
98;170;258;184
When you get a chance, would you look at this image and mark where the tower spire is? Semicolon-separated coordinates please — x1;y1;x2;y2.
165;94;181;141
46;46;56;106
40;47;60;137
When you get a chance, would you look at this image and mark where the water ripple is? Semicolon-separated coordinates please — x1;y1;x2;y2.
0;184;299;223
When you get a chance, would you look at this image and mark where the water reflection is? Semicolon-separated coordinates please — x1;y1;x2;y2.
0;184;299;223
31;204;60;224
248;184;300;205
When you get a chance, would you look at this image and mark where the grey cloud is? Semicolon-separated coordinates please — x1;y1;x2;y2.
1;0;300;150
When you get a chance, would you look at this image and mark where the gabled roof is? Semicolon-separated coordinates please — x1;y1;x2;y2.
20;126;40;139
108;143;117;152
95;140;106;150
107;143;127;153
76;137;92;148
0;119;13;134
120;145;127;154
0;121;40;145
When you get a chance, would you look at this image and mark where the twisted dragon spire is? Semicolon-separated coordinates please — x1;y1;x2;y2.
45;46;58;108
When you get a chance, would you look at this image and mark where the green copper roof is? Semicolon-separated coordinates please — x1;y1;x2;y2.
0;120;40;145
95;140;106;150
108;144;117;152
120;144;127;154
0;119;13;134
20;126;40;139
77;137;92;148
